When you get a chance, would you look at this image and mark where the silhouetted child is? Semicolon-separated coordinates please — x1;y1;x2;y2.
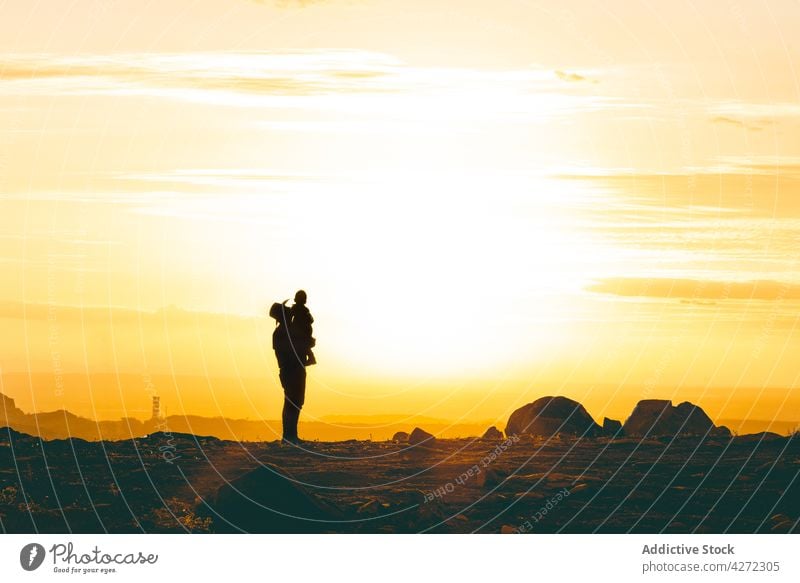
291;289;316;366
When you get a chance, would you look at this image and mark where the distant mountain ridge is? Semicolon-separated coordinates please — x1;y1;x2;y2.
0;391;490;442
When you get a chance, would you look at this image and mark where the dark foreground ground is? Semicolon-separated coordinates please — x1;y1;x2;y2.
1;428;798;533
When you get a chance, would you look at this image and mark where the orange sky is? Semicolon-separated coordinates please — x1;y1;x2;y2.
1;0;799;428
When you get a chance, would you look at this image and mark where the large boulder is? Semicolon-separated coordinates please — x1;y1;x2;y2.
622;400;715;437
210;464;341;533
408;427;436;446
505;396;601;438
482;426;504;440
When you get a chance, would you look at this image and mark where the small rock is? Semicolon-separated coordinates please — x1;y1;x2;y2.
391;431;409;443
602;417;623;437
357;499;381;515
771;519;793;533
477;467;507;488
482;426;504;440
417;499;448;521
570;482;589;494
710;425;732;438
500;524;518;534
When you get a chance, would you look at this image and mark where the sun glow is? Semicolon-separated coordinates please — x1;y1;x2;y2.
3;0;800;427
197;169;613;377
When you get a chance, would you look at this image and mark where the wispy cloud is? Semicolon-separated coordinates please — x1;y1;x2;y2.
711;116;772;131
0;300;257;324
0;51;396;95
588;278;800;301
709;101;800;119
555;69;593;83
564;172;800;218
249;0;331;5
0;51;637;121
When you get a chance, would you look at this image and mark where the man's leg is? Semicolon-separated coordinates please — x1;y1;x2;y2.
281;395;294;441
279;367;296;441
282;366;306;441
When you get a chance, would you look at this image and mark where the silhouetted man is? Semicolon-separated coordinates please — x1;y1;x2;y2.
270;290;315;444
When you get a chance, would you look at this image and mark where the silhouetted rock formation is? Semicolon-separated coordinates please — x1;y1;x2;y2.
602;417;623;437
623;399;715;437
482;426;504;440
1;392;24;423
736;431;785;443
408;427;435;446
505;396;601;438
711;425;732;438
391;431;409;443
209;464;340;533
2;391;151;440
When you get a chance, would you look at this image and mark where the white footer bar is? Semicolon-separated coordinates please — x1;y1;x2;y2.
1;534;797;582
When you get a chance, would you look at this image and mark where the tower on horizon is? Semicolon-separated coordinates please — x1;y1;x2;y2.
151;396;161;420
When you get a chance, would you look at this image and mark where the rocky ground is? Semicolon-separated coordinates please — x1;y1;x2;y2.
1;428;798;533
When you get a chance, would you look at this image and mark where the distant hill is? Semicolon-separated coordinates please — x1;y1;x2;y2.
718;418;798;437
0;391;490;442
